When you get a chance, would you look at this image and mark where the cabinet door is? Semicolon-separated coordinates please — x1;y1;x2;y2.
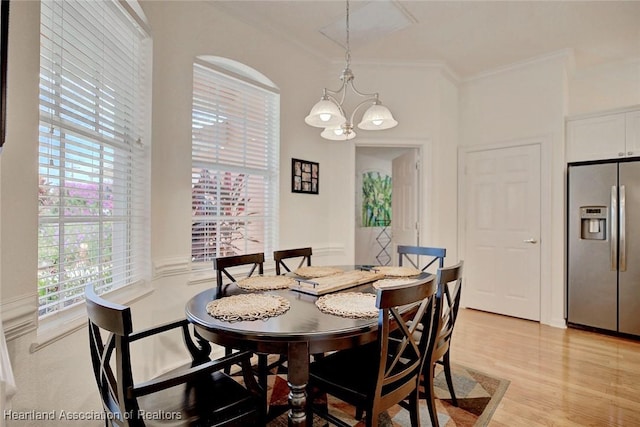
566;113;626;162
626;110;640;157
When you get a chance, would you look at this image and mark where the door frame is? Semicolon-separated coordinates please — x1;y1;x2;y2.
458;135;555;325
354;138;430;261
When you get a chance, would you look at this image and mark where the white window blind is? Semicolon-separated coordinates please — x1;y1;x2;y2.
38;0;150;317
191;61;279;262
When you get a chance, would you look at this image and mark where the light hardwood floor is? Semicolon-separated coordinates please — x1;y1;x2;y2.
451;308;640;426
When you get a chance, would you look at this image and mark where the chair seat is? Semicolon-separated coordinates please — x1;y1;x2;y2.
310;345;377;405
136;368;261;427
310;341;422;411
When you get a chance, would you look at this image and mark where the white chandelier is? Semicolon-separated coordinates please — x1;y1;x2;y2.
305;0;398;141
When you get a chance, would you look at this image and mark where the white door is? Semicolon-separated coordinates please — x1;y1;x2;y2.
392;149;419;263
463;144;541;321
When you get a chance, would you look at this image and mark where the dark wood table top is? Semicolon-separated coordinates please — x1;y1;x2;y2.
185;266;398;354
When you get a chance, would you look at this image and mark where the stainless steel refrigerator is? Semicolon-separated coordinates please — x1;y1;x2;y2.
567;160;640;336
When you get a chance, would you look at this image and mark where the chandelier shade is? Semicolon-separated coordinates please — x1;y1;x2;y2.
321;125;356;141
304;97;345;128
305;0;397;141
358;103;398;130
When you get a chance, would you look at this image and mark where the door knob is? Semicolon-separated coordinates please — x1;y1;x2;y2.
524;238;538;244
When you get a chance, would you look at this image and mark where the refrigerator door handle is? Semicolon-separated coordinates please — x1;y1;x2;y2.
611;185;618;271
620;185;626;272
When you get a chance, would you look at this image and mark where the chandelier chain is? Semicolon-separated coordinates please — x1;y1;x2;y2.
345;0;351;67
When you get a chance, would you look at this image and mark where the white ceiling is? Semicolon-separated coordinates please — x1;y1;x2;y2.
209;0;640;79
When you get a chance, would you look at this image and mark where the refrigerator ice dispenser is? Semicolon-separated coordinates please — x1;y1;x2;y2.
580;206;607;240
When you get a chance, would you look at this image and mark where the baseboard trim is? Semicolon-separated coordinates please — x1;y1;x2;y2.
152;257;190;278
2;293;38;341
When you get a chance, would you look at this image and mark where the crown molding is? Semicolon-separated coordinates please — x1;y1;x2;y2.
463;49;574;83
331;58;460;84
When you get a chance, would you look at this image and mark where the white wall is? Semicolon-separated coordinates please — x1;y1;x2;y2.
1;0;639;423
431;72;460;258
1;0;40;338
459;53;571;327
569;59;640;115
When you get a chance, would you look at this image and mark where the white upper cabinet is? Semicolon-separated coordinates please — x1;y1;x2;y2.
566;107;640;163
626;110;640;157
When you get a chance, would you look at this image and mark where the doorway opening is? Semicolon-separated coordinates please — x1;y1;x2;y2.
355;146;420;266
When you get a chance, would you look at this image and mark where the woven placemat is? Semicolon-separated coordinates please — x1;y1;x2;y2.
206;294;290;322
373;266;421;277
372;278;416;289
294;266;343;279
315;292;378;319
236;275;296;291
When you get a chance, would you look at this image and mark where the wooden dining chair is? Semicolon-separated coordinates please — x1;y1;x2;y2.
273;247;312;275
85;284;265;427
397;245;446;274
308;275;439;427
419;261;464;426
212;253;274;398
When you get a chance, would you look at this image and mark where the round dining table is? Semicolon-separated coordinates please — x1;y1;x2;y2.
185;266;430;427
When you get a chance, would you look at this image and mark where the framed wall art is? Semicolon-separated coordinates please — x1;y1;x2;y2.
0;0;9;151
0;0;9;150
291;158;319;194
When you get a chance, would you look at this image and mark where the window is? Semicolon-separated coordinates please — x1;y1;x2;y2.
191;58;279;262
38;0;150;317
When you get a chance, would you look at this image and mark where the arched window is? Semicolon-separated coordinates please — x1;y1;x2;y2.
191;57;279;261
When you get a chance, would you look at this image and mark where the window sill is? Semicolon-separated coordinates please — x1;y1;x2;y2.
30;281;152;353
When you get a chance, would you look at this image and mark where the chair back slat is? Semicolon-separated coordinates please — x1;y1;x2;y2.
397;245;446;273
85;284;136;426
435;262;463;360
213;253;265;292
438;262;463;337
422;261;464;382
273;247;312;275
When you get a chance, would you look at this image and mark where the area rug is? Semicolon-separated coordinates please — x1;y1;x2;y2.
262;362;509;427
